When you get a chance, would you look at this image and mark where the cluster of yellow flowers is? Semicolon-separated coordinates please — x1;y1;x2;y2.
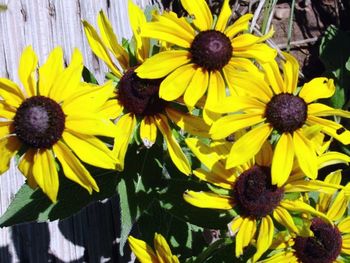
1;0;350;262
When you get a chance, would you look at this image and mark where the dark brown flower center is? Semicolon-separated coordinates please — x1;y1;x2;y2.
293;218;342;263
233;165;284;218
265;93;307;133
14;96;65;148
117;68;167;116
190;30;232;71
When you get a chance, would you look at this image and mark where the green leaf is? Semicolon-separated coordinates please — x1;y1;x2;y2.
82;66;98;84
319;25;350;108
0;169;119;227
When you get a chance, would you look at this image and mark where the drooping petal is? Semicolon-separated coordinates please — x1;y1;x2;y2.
18;149;37;188
166;107;210;138
210;112;265;140
252;215;274;262
183;190;233;209
65;114;117;137
155;114;191;175
318;170;342;213
308;103;350;118
226;123;272;169
193;168;234;189
53;141;99;194
159;64;196;101
293;130;318;180
98;11;129;69
19;46;38;97
318;151;350;169
326;190;347;221
215;0;231;31
140;116;157;148
83;20;122;78
235;217;256;257
0;137;21;174
38;47;64;97
49;49;84;102
128;236;158;263
233;43;277;63
299;78;335;103
113;113;136;171
154;233;178;263
205;71;227;111
271;133;294;186
180;0;213;31
32;149;59;203
261;59;284;94
284;179;340;194
0;78;25;107
183;67;208;107
225;14;253;38
273;206;299;233
255;141;273;167
136;51;191;79
62;131;116;170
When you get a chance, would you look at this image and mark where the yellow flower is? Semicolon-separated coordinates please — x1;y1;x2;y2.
0;46;118;202
210;52;350;186
83;1;209;174
259;171;350;263
183;138;347;262
128;233;179;263
135;0;276;121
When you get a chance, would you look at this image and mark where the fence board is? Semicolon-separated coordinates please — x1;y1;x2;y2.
0;0;155;262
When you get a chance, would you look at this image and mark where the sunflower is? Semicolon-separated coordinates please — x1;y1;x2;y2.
183;138;348;262
128;233;179;263
135;0;276;121
83;0;209;175
0;46;118;202
210;52;350;186
259;171;350;263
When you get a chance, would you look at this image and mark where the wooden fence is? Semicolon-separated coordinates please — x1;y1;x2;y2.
0;0;156;262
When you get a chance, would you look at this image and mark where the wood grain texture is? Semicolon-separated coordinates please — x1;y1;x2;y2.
0;0;156;262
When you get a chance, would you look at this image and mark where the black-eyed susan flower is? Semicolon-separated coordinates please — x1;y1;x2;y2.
183;138;347;262
128;233;179;263
135;0;276;119
210;52;350;186
83;1;209;175
0;46;118;202
259;171;350;263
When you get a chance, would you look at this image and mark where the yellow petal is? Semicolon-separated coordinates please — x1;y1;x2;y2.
212;95;265;114
299;77;335;103
308;103;350;118
19;46;38;97
140;116;157;148
32;149;59;203
261;60;284;94
18;149;37;188
210;112;265;140
341;235;350;255
318;151;350;169
273;206;298;233
183;190;233;209
234;43;277;63
62;81;115;114
326;190;347;221
205;71;227;111
180;0;212;31
97;99;123;120
271;133;294;186
252;216;274;262
282;52;299;93
225;14;253;38
159;64;196;101
0;101;16;119
38;47;64;97
65;114;117;137
0;78;25;107
183;67;208;107
285;179;340;194
113;113;136;171
318;170;342;213
293;130;318;180
62;131;116;169
215;0;231;31
0;137;21;174
338;217;350;233
49;49;84;102
53;140;99;194
154;233;177;263
141;17;194;48
82;20;122;78
155;114;191;175
166;107;210;138
307;115;350;145
255;141;273;167
259;251;298;263
227;123;272;169
193;168;234;189
128;236;158;263
0;121;12;139
235;217;256;257
97;11;129;69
